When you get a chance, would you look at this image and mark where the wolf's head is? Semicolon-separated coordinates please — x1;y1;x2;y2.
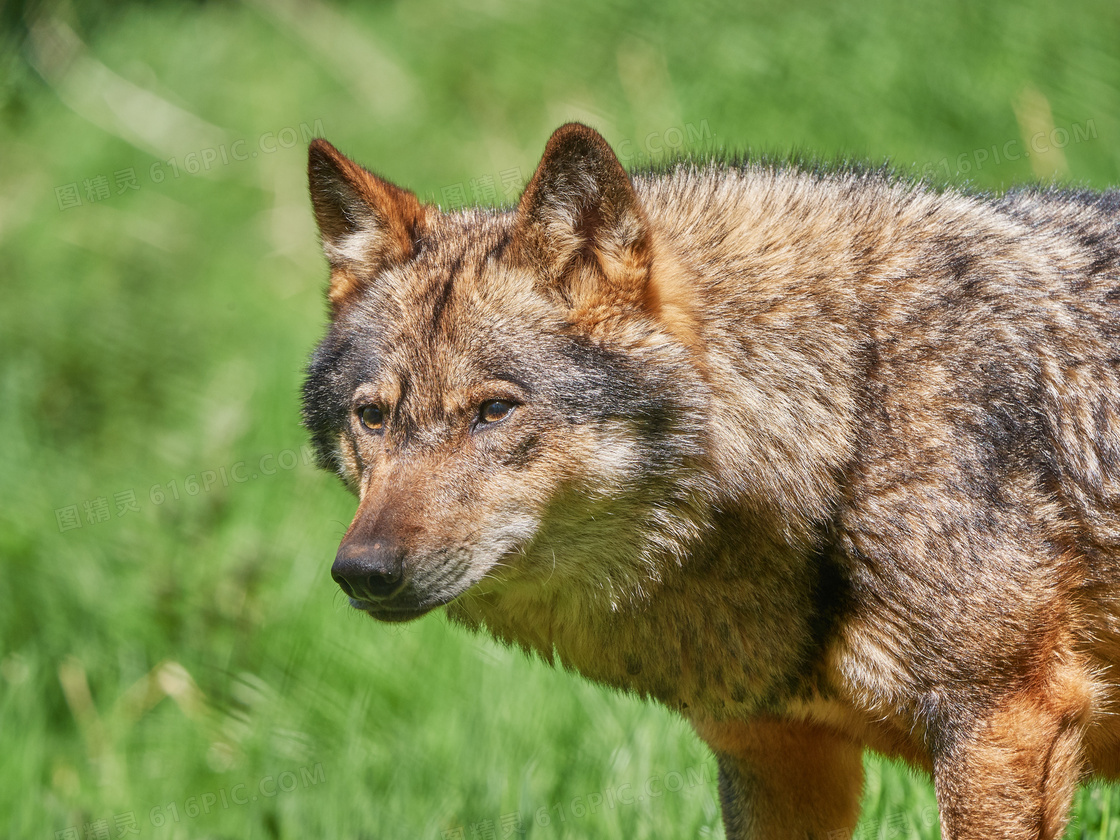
303;124;711;625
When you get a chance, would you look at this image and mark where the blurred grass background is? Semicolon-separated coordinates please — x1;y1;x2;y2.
1;0;1119;837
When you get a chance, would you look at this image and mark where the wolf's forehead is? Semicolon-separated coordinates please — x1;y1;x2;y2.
402;212;512;294
379;214;532;336
350;211;550;385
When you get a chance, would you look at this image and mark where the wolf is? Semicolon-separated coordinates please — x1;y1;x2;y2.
301;122;1120;839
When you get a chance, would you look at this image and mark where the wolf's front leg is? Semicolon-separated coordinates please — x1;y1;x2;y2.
930;684;1090;840
694;718;864;839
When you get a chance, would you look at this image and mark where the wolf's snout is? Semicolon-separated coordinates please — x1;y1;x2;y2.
332;540;406;602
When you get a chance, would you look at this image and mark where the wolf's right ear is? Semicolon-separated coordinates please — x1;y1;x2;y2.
511;123;653;318
307;139;429;314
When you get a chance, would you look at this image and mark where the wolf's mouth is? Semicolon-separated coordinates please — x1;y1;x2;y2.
348;597;443;623
335;549;495;623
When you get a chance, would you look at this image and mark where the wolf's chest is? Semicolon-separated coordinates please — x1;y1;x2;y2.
450;575;818;718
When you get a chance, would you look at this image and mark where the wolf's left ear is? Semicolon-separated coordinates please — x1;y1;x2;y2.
308;139;428;314
512;123;653;313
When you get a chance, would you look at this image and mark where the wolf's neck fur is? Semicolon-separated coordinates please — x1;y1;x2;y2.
447;502;838;717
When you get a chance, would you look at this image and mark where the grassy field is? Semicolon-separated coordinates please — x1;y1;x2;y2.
2;0;1119;837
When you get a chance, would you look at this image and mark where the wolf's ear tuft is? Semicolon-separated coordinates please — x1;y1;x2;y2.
512;123;653;315
307;139;428;314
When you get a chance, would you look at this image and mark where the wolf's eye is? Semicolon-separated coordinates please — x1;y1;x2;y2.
477;399;515;426
358;404;384;432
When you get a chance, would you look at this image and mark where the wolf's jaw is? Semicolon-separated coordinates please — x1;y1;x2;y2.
350;598;435;623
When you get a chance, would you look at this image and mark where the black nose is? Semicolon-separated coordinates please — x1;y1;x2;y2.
331;540;406;601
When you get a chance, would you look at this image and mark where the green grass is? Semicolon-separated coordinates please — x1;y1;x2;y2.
1;0;1118;837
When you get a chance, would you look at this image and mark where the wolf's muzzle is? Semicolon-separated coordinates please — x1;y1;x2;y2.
331;540;407;602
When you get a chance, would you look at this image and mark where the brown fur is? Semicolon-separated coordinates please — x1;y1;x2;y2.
302;125;1120;838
